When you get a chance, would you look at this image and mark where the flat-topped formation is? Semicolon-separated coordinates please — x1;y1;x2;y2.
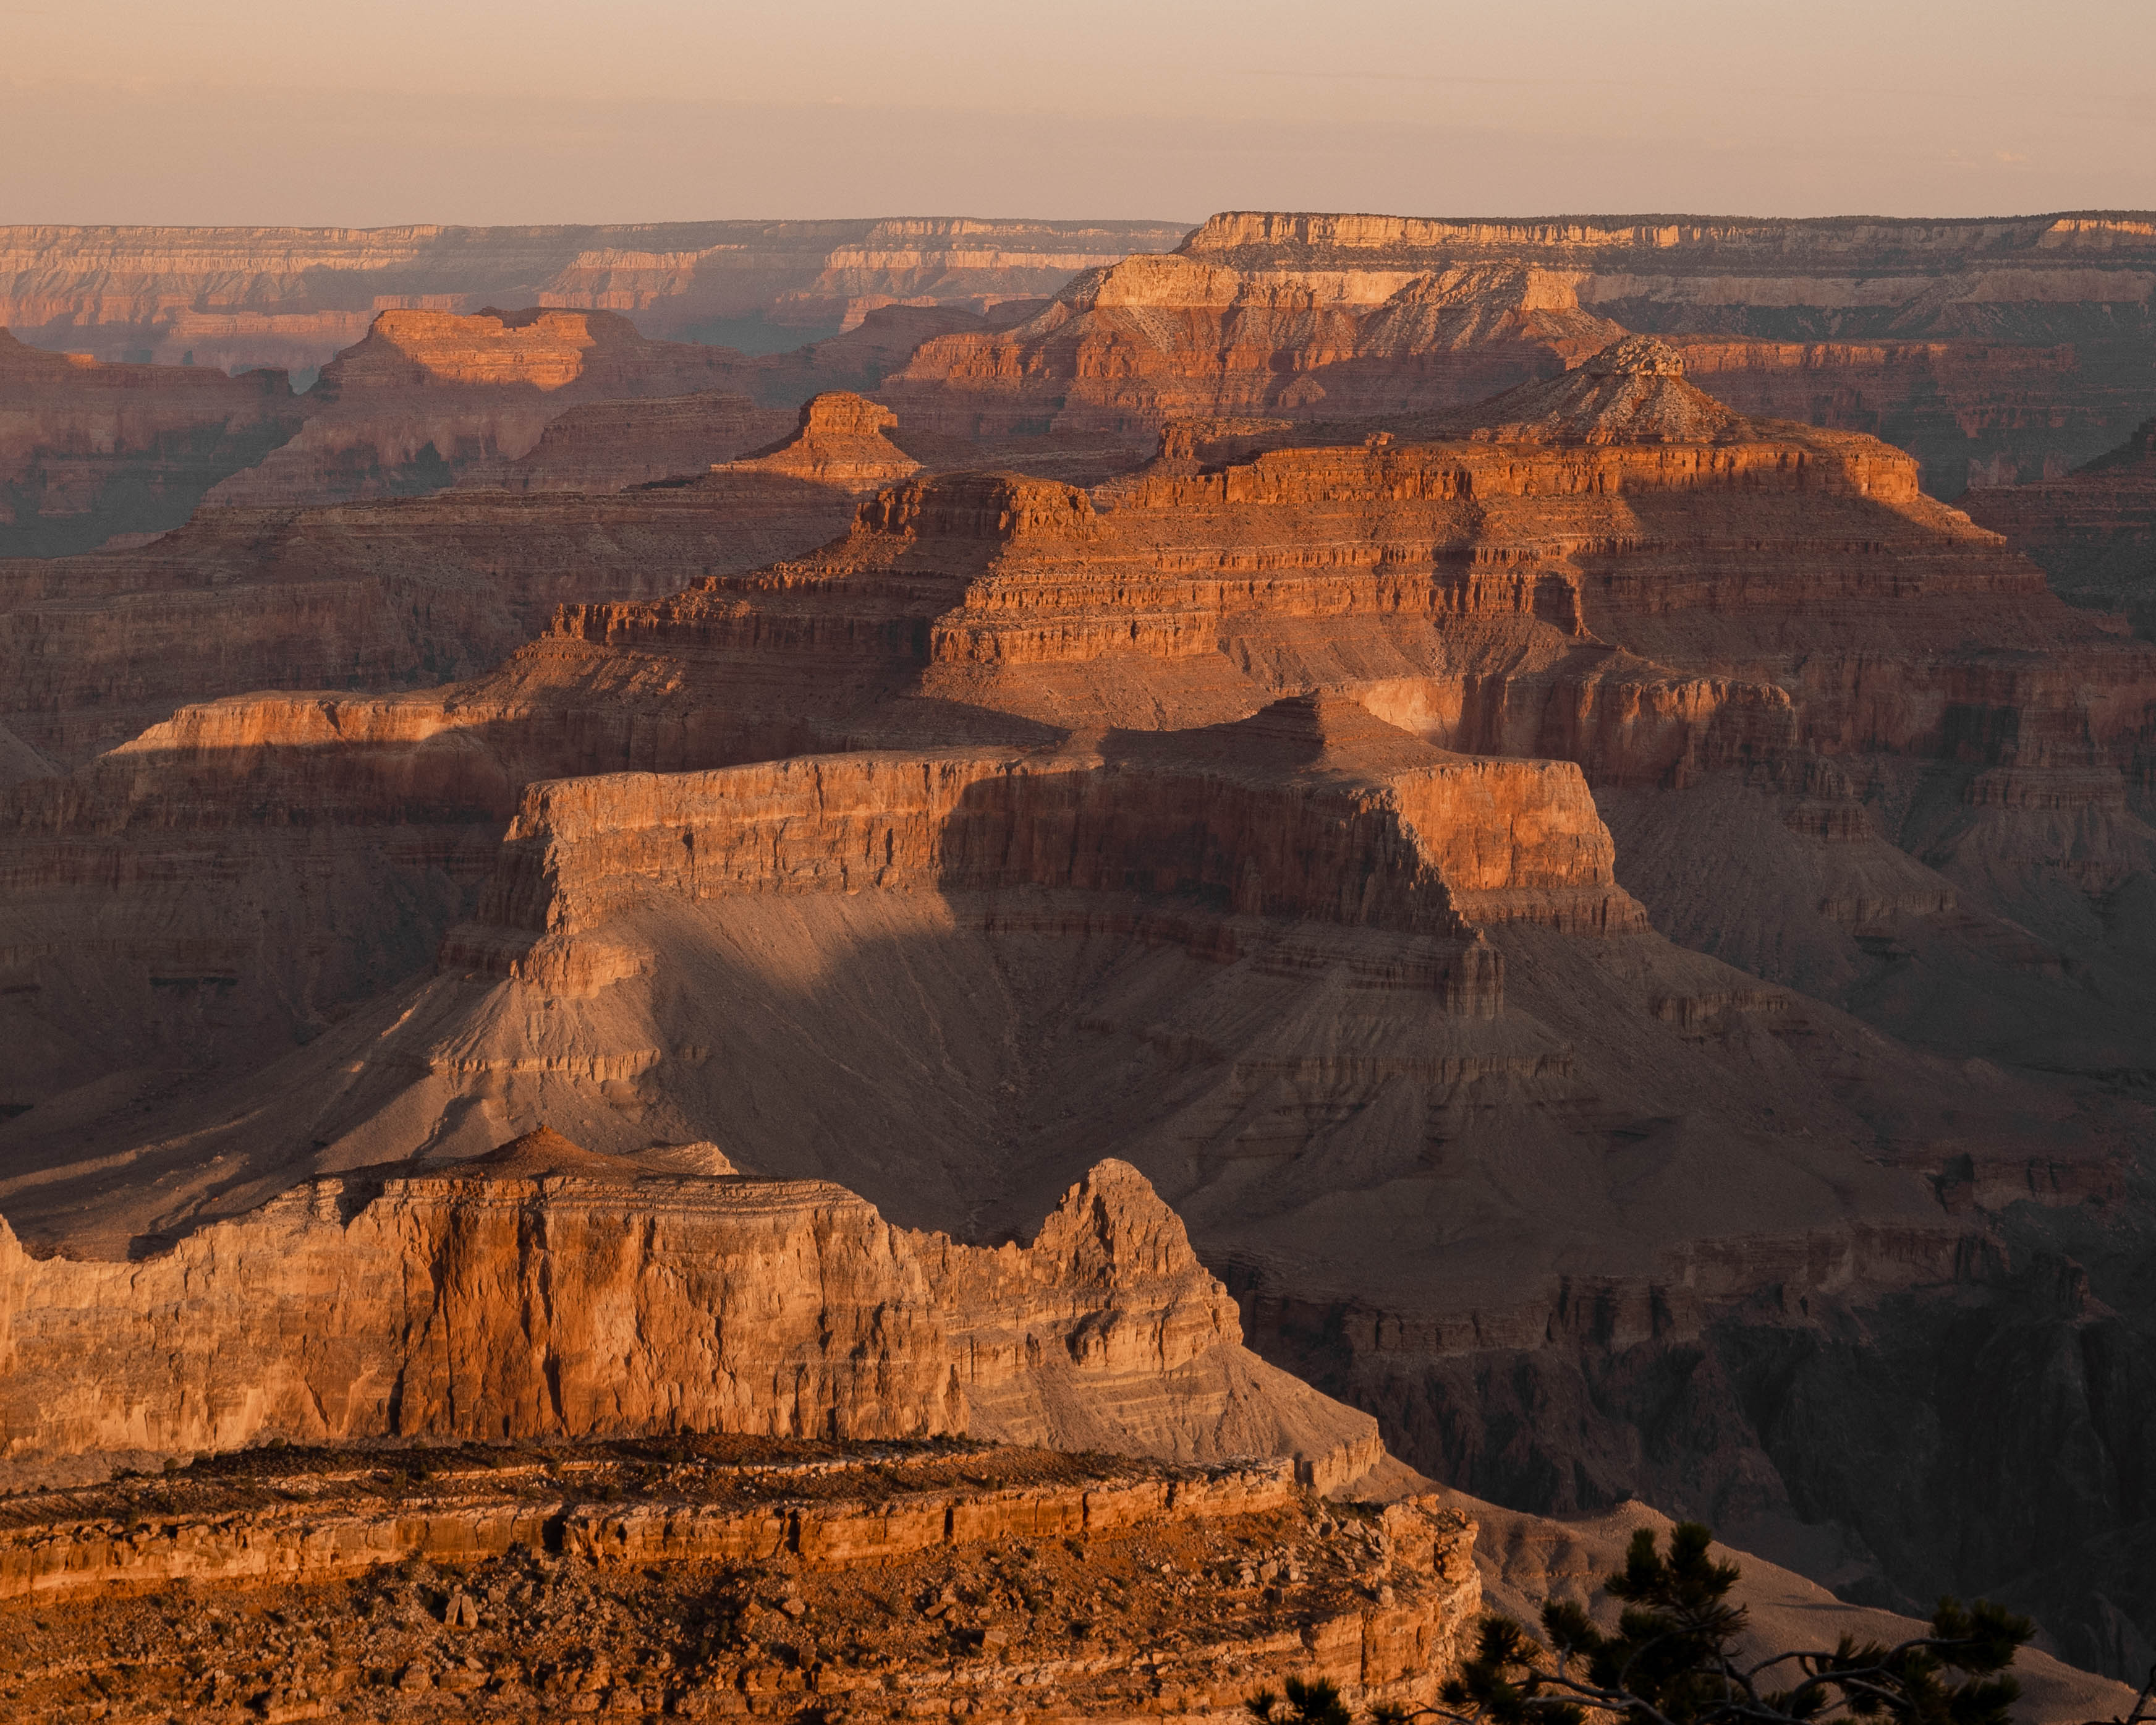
886;208;2156;491
205;307;758;506
5;324;2155;1666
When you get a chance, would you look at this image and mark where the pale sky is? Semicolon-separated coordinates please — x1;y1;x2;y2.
3;0;2152;225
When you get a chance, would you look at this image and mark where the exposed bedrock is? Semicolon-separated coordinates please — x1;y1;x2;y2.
1233;1187;2156;1681
885;210;2156;492
6;346;2149;1114
202;307;762;506
4;340;2155;1672
0;1137;1378;1496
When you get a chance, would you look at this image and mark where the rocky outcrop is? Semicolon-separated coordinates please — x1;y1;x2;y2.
0;391;921;768
470;699;1638;953
1961;415;2156;618
0;219;1189;372
0;1135;1375;1493
1665;336;2118;496
714;391;923;489
0;1440;1479;1723
0;329;305;555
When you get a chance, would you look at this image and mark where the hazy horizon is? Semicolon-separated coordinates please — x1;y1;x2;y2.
5;0;2152;226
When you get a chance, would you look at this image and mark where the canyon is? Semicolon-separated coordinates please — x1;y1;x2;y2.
889;212;2156;495
6;210;2156;1708
0;219;1190;373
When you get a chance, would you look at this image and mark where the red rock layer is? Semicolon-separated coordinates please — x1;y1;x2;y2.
0;1143;1378;1492
1666;336;2131;497
884;253;1624;440
460;390;792;492
887;211;2156;492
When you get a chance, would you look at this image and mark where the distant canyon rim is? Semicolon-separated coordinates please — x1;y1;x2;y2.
2;208;2155;1721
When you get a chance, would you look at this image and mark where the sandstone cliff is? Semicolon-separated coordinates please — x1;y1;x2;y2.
0;1134;1375;1494
459;390;792;492
883;253;1624;440
203;307;760;505
0;390;911;767
0;1440;1479;1723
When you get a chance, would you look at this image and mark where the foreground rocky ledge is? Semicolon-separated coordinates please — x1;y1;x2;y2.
0;1434;1477;1723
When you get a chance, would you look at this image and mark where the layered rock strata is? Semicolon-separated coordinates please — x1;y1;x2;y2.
0;1439;1476;1724
0;391;909;767
885;254;1623;440
0;328;305;555
0;219;1189;372
6;338;2155;1667
459;389;792;492
0;1135;1378;1492
888;210;2156;492
203;307;760;505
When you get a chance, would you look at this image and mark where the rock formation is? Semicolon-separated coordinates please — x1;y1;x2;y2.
460;390;794;492
886;211;2156;494
883;252;1624;441
5;333;2155;1672
0;219;1190;372
1961;415;2156;620
0;1439;1479;1722
0;329;305;555
0;1136;1377;1493
0;390;910;769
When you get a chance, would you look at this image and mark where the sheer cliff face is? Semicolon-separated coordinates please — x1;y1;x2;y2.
8;345;2147;1146
0;330;305;556
0;219;1190;372
0;1134;1376;1493
890;211;2156;493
